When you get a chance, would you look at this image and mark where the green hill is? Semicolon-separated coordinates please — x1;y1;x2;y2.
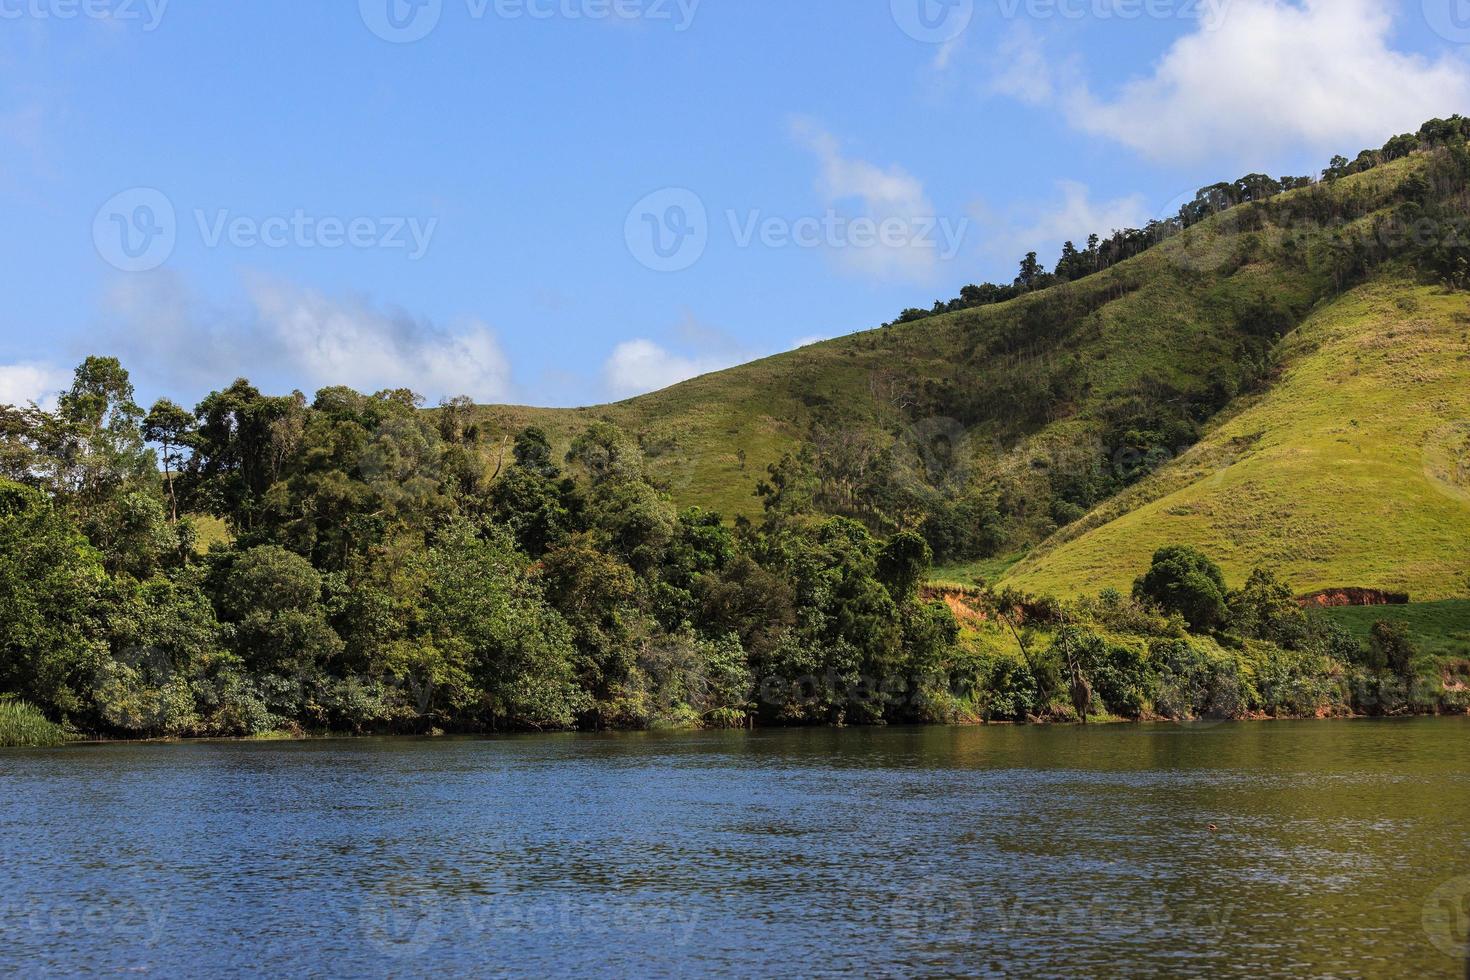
468;135;1470;603
1002;274;1470;599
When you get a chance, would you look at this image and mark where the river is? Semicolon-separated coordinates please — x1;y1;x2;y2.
3;718;1468;977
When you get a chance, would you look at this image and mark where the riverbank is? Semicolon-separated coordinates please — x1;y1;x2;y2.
27;704;1469;750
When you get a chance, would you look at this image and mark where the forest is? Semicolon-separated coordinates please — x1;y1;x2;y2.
0;356;1459;742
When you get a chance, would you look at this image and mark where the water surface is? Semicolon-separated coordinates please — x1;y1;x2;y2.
3;719;1468;977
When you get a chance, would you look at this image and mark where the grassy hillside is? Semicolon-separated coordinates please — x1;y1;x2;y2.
466;144;1469;601
1002;275;1470;600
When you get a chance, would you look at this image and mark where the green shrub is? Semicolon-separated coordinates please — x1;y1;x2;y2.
1134;546;1229;631
979;654;1041;722
1149;638;1248;720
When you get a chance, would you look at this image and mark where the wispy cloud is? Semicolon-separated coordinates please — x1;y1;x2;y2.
249;277;511;403
601;310;751;399
99;271;514;404
602;339;736;399
790;118;956;282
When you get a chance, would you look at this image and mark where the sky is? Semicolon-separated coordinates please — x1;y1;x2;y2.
1;0;1468;410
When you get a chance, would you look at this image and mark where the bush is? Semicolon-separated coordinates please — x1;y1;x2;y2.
1134;546;1229;631
1229;568;1309;648
979;654;1041;722
0;698;68;747
1369;620;1418;679
1149;639;1248;720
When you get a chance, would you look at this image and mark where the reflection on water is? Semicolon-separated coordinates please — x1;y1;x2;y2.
2;719;1468;977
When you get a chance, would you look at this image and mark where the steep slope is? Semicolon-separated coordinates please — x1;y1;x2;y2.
472;160;1390;518
1002;274;1470;599
465;144;1468;596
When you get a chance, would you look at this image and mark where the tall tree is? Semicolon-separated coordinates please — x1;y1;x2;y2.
144;399;195;523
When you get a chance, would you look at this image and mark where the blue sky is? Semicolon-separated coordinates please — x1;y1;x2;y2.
2;0;1467;409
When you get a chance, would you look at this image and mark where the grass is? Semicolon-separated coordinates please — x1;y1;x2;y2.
1317;601;1470;659
930;552;1028;588
190;513;234;553
0;699;68;748
1003;276;1470;601
451;149;1468;605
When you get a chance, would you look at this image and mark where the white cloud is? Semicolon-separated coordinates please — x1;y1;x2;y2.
932;36;965;73
995;0;1470;164
790;118;954;281
248;278;512;404
100;271;514;404
602;339;737;399
988;25;1058;106
794;119;932;224
0;362;70;410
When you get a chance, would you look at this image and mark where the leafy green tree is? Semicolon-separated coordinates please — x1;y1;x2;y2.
0;481;107;717
1050;627;1150;719
191;380;308;535
1133;546;1229;631
1228;568;1309;647
45;358;151;509
755;449;822;530
693;554;796;662
490;428;578;557
758;518;903;723
211;545;344;679
564;423;675;574
876;530;932;602
539;537;645;708
426;521;586;728
1368;620;1418;679
143;398;195;523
